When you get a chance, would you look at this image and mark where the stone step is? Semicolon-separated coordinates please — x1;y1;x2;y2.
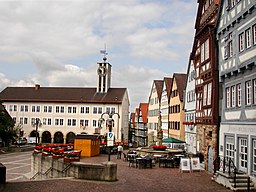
232;186;255;192
231;182;254;188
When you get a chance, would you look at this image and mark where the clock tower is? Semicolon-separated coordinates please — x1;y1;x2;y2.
97;54;112;93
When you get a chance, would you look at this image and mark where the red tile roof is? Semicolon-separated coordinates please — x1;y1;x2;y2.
139;103;148;124
0;86;127;104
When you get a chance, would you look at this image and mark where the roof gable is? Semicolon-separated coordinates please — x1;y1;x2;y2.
163;77;173;102
173;73;187;101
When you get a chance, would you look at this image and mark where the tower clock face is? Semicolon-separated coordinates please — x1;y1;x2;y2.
97;66;107;76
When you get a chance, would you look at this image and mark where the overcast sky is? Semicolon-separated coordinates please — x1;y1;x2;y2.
0;0;197;111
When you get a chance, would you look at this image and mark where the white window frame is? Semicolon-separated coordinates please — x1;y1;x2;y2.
203;84;207;106
253;24;256;45
253;79;256;104
245;28;251;48
231;85;236;107
245;80;252;105
207;82;212;105
239;32;244;52
237;83;241;107
226;87;230;108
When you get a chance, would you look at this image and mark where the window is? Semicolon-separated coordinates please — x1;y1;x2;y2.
32;106;36;112
72;119;76;126
20;117;23;124
253;79;256;104
56;106;60;113
245;81;252;105
13;105;17;112
67;119;76;126
203;84;207;106
226;87;230;108
237;84;241;107
253;140;256;174
205;39;209;60
67;119;72;126
231;86;236;107
201;43;205;62
47;118;51;125
239;32;244;52
68;107;72;113
58;106;63;113
253;24;256;45
72;107;76;113
24;117;28;124
80;107;85;114
224;33;233;59
106;107;110;113
93;120;97;127
208;83;212;105
80;119;89;127
85;107;89;114
55;119;59;126
36;106;40;112
55;119;64;126
245;28;251;48
93;107;97;114
98;107;103;114
111;107;115;114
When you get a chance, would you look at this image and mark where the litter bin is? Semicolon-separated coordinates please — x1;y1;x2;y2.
0;163;6;183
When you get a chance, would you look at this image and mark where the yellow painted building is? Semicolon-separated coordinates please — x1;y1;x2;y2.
169;73;186;141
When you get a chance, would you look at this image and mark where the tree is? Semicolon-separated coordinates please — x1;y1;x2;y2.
0;104;16;148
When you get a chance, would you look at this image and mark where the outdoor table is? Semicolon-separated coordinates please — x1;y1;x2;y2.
135;157;144;168
153;154;162;163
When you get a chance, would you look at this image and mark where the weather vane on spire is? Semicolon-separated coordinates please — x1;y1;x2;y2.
100;43;108;62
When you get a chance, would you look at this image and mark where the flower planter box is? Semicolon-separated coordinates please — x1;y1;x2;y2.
64;157;80;163
52;154;64;159
42;152;52;156
34;149;42;154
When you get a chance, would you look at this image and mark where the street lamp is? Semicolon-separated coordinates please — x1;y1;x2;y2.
32;118;41;145
99;111;120;161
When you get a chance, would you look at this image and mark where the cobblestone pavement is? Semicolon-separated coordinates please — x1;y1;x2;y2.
0;151;231;192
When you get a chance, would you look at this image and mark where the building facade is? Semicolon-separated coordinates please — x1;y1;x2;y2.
147;80;163;146
184;56;197;154
217;0;256;177
192;0;220;172
134;103;148;147
169;73;186;141
0;57;130;144
160;77;173;139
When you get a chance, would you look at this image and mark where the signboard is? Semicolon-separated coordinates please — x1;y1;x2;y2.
107;132;114;147
27;137;36;144
179;158;191;173
191;157;201;172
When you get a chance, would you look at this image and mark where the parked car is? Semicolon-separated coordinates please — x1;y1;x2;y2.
15;138;27;145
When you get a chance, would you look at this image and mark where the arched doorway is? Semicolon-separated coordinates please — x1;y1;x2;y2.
54;132;64;144
42;131;51;144
208;146;213;172
30;130;39;143
66;132;75;144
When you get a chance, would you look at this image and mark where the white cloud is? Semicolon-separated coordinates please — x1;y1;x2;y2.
0;0;197;111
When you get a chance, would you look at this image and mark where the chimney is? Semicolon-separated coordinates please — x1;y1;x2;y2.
35;84;40;91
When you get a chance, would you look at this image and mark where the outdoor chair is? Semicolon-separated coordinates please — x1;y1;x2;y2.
128;156;136;167
123;152;127;161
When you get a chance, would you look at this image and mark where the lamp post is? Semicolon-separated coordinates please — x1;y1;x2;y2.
32;118;41;145
99;111;120;161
